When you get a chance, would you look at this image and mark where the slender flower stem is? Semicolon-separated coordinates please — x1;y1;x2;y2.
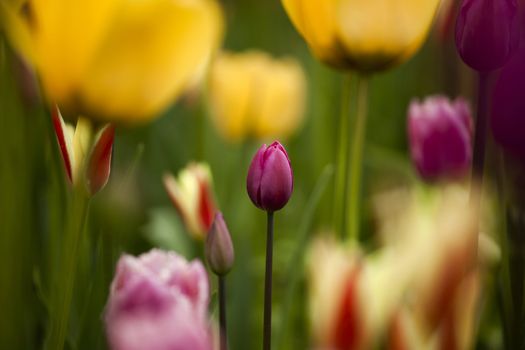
333;74;352;237
46;188;90;350
347;75;369;242
263;211;274;350
470;72;490;204
218;275;228;350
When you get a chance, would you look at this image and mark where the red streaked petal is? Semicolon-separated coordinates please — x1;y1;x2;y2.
86;124;114;195
198;181;215;233
52;105;73;182
333;265;363;350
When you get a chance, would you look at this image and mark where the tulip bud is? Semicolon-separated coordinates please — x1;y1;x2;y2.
455;0;519;72
52;105;113;195
163;163;216;239
407;96;473;181
246;141;293;212
205;212;234;275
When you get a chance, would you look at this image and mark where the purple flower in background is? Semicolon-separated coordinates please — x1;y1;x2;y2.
491;48;525;160
105;249;211;350
247;141;293;212
408;96;473;181
455;0;519;72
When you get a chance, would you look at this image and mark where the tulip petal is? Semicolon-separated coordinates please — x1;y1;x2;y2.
209;52;254;141
246;144;267;209
259;143;293;211
79;0;223;122
51;106;73;182
30;0;120;103
336;0;440;71
86;124;114;195
282;0;347;66
253;58;306;140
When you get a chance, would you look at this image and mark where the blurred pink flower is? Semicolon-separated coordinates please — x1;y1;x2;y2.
105;249;211;350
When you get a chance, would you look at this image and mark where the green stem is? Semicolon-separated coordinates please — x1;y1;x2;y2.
333;74;352;238
347;75;369;242
45;188;90;350
219;275;227;350
263;211;274;350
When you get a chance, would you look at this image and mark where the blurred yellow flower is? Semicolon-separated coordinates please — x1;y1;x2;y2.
208;50;306;142
1;0;223;123
281;0;440;71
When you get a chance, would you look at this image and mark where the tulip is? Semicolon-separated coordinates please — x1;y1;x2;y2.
205;212;234;276
246;141;293;212
105;249;211;350
281;0;440;72
1;0;223;123
407;96;473;181
163;162;216;239
208;51;306;142
491;49;525;160
455;0;519;72
52;106;114;195
246;141;293;349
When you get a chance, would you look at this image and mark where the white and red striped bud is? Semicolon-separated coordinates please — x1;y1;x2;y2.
163;163;216;240
52;105;114;196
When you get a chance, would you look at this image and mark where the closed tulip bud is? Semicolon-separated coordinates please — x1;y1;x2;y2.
281;0;440;72
1;0;223;123
205;212;234;275
408;96;473;181
105;249;211;350
246;141;293;212
491;49;525;160
455;0;519;72
163;163;216;239
52;106;113;195
209;51;306;142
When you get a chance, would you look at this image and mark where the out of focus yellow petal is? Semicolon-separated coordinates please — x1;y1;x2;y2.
282;0;347;67
208;50;306;142
335;0;439;71
30;0;120;103
253;58;306;139
208;52;253;141
79;0;223;122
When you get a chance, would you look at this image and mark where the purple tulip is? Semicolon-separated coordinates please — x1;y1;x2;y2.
246;141;293;212
455;0;519;72
105;249;212;350
206;212;235;275
491;48;525;160
408;96;473;181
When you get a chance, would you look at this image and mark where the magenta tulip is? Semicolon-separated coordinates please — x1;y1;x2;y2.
246;141;293;212
455;0;519;72
408;96;473;181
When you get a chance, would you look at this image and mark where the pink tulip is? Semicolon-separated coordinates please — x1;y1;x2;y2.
105;249;211;350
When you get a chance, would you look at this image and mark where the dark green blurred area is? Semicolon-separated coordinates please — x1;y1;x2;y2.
0;0;478;349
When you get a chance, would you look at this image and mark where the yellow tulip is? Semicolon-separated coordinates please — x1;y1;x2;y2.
208;50;306;142
1;0;223;123
281;0;440;71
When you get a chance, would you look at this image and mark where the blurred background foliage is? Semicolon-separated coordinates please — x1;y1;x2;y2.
0;0;483;349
